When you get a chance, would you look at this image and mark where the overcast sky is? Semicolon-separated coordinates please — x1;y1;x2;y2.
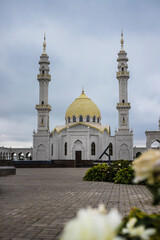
0;0;160;148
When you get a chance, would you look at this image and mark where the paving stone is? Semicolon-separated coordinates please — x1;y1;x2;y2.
0;168;160;239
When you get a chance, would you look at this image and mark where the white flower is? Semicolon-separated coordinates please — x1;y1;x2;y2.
133;150;160;184
61;205;123;240
97;204;107;214
122;217;156;240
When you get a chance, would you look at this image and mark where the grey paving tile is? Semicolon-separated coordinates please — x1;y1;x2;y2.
0;168;160;239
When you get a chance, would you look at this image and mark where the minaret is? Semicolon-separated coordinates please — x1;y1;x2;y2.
116;31;130;132
33;34;51;160
115;31;133;160
36;33;51;133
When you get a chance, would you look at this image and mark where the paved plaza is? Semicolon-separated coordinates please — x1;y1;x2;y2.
0;168;160;240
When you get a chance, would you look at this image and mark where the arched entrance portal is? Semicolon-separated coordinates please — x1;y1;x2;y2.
73;140;83;167
146;131;160;149
36;145;46;160
75;151;82;161
119;144;129;160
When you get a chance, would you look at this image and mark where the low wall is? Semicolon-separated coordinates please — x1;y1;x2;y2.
13;160;94;168
0;160;14;166
0;166;16;176
14;160;53;168
53;160;94;167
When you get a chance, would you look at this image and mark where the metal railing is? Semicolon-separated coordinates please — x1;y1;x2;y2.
116;71;129;77
117;103;130;106
36;104;51;110
37;74;51;79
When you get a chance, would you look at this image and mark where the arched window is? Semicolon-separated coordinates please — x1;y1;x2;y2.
122;99;125;103
97;117;100;123
11;152;17;160
42;101;44;105
91;142;96;155
86;115;90;122
79;115;83;122
51;144;53;156
93;116;96;122
64;142;67;156
26;152;32;160
68;116;70;123
109;143;113;156
18;152;24;160
136;152;141;158
42;70;45;74
121;67;124;71
151;140;160;149
73;116;76;122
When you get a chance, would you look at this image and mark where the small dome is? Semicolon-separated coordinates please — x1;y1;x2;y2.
65;91;101;121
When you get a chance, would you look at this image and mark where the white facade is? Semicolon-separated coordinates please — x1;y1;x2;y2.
50;123;116;161
33;33;134;161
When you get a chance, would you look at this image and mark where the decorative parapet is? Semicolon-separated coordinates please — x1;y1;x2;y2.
37;74;51;80
117;103;130;106
35;104;51;111
145;131;160;135
116;102;131;109
116;71;129;77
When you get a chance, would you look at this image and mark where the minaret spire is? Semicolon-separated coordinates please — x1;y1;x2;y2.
121;29;124;50
82;86;84;94
43;33;46;54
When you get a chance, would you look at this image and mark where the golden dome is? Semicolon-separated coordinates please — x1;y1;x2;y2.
65;91;101;119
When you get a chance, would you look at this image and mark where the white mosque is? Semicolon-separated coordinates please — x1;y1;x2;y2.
1;33;160;163
33;32;133;163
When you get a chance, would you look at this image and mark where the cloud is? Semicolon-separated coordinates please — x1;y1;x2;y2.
0;0;160;147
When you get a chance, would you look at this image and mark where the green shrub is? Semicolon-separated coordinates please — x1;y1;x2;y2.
83;160;134;183
114;166;134;184
106;160;132;182
83;163;108;182
110;160;132;170
118;207;160;240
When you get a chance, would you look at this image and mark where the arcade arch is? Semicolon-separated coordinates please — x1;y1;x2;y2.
151;140;160;149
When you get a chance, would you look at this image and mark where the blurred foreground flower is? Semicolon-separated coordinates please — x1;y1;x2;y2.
133;149;160;205
133;149;160;184
122;217;156;240
61;204;123;240
61;205;158;240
